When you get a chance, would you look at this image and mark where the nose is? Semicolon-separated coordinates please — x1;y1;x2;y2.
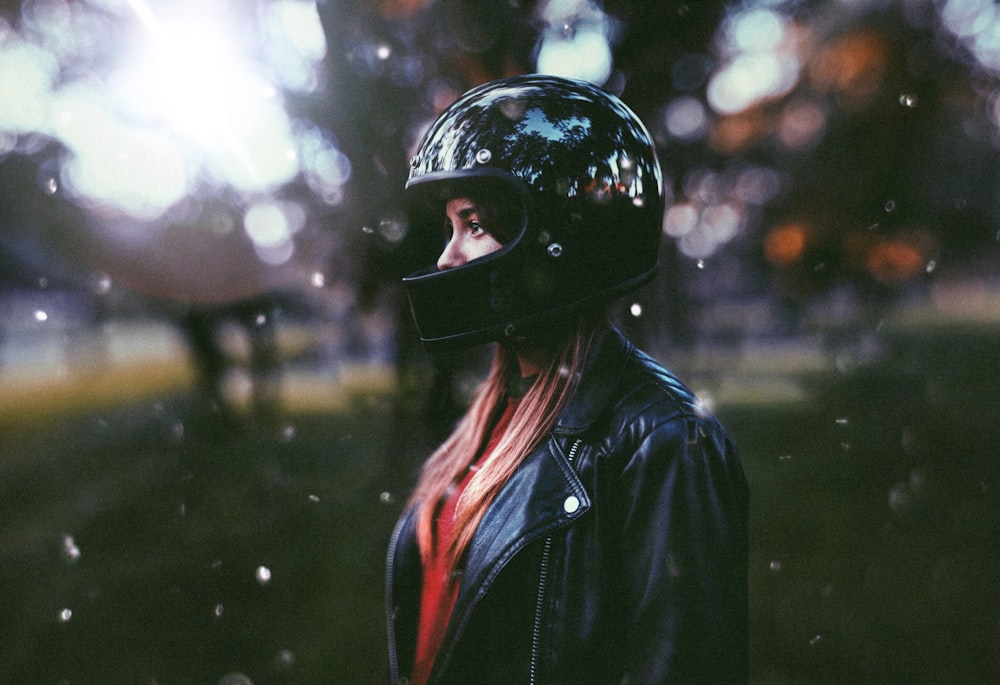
437;235;464;270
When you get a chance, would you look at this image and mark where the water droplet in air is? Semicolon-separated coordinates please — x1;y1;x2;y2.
769;560;783;572
214;603;225;618
281;424;296;441
696;259;705;269
34;310;48;322
274;649;296;669
884;200;896;212
311;272;325;288
379;492;395;505
925;260;936;273
62;535;81;563
629;302;643;317
899;93;918;108
256;566;272;585
59;608;73;623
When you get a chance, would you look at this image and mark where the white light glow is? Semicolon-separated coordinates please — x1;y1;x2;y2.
0;0;330;223
51;80;192;218
0;39;58;133
536;25;613;85
708;51;799;115
665;96;709;141
707;7;800;115
534;0;617;85
264;0;328;92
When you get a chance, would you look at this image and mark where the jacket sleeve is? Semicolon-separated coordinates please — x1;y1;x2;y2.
615;412;749;684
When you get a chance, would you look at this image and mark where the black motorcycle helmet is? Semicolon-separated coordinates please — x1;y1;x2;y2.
403;74;664;351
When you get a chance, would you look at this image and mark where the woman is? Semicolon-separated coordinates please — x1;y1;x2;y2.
387;75;748;685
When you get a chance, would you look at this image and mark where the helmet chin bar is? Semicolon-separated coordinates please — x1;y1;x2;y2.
403;256;657;352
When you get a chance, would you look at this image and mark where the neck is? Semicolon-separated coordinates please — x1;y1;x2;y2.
515;347;548;378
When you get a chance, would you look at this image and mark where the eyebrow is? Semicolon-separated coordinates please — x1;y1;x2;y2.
455;205;479;221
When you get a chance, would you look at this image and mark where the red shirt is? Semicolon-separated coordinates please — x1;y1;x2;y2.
410;398;520;685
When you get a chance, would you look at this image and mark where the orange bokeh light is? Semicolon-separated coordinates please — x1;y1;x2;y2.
764;222;808;265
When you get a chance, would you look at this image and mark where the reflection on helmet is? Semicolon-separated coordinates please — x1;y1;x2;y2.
403;74;664;351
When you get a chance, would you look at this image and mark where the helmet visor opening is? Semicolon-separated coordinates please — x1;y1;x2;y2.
405;171;529;250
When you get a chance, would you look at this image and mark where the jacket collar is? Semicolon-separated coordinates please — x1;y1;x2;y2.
552;324;633;436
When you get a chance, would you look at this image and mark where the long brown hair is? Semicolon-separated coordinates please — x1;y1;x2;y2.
408;315;603;574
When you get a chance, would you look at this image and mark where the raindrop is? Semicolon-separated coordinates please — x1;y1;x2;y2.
58;608;73;623
696;259;705;269
255;313;268;327
888;482;913;513
629;302;643;317
38;277;48;288
308;494;320;503
274;649;296;669
256;566;272;585
213;603;224;618
768;560;782;572
34;310;48;322
899;92;918;108
43;176;58;194
925;260;937;273
809;634;823;647
311;271;325;288
171;420;185;441
884;200;896;212
778;454;793;461
62;535;81;563
379;491;395;505
281;424;296;441
95;274;112;293
835;417;849;425
218;674;253;685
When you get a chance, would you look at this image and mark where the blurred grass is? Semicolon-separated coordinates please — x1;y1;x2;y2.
0;359;428;684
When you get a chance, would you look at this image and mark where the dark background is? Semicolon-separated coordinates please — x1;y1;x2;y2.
1;1;998;683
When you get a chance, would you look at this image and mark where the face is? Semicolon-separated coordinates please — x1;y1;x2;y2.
437;197;505;271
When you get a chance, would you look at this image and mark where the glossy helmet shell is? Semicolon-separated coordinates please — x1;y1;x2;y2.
403;74;664;351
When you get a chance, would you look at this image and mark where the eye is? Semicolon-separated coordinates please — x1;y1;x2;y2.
469;220;486;235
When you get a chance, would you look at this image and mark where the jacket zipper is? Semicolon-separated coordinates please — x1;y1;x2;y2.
386;515;406;684
530;438;583;685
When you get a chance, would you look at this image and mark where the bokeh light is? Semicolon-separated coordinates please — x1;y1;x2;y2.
0;0;329;222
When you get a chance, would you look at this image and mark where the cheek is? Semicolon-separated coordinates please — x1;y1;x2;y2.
471;235;503;260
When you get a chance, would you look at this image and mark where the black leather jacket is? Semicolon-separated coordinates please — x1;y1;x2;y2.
387;327;749;684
